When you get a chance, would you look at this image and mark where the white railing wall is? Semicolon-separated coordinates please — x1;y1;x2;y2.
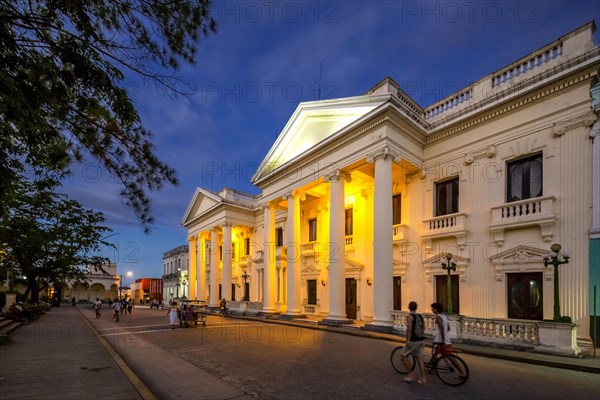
391;310;578;355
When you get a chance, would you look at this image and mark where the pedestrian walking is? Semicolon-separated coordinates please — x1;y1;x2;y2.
112;298;121;322
93;298;102;319
401;301;427;384
127;298;133;314
219;298;227;316
71;296;76;306
120;298;127;315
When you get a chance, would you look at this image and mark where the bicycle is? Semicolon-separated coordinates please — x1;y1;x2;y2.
390;343;469;386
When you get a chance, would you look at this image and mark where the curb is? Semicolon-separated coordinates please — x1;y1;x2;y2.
77;308;158;400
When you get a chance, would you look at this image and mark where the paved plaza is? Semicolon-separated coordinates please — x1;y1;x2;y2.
1;306;599;400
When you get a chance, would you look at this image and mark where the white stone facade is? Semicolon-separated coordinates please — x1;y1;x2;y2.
162;245;189;305
182;23;599;337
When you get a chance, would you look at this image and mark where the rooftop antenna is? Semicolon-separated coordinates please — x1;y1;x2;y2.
318;62;322;100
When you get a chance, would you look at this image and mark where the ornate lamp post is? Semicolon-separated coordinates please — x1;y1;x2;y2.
241;270;250;301
441;253;457;314
543;243;570;321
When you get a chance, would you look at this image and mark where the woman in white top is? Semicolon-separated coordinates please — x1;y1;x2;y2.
432;302;451;344
168;301;179;329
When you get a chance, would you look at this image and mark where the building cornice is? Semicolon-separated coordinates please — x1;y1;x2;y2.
426;67;599;145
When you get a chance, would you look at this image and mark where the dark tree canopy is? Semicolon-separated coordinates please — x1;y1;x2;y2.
0;0;217;230
0;177;114;303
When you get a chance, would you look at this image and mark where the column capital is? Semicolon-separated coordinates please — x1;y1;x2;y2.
282;190;306;201
367;145;401;164
552;111;598;137
324;169;351;183
188;236;197;244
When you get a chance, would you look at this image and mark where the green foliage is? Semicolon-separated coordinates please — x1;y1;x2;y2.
0;178;114;302
559;315;572;323
0;0;216;230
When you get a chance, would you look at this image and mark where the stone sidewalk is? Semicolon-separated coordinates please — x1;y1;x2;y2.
0;306;145;400
0;306;598;400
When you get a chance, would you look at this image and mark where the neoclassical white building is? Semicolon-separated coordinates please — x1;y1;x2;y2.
183;23;600;344
162;245;189;305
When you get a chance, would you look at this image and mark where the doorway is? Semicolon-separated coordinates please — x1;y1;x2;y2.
507;272;543;320
345;278;357;319
435;275;460;314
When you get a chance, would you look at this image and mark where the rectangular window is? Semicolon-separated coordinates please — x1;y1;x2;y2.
245;238;250;256
219;245;222;261
435;177;459;216
307;279;317;305
308;218;317;242
392;194;402;225
345;208;353;236
276;227;283;247
507;153;543;202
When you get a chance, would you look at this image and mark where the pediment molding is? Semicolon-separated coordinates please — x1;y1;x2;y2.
489;244;553;281
423;253;470;283
181;188;222;227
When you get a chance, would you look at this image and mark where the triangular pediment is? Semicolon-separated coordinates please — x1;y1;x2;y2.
181;188;222;226
489;245;547;264
345;257;364;271
252;96;388;184
423;253;470;266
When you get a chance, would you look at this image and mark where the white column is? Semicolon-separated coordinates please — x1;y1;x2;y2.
199;234;207;302
369;146;400;326
222;223;233;301
209;227;219;307
187;237;197;300
263;202;277;312
325;170;351;320
591;120;600;237
285;191;304;315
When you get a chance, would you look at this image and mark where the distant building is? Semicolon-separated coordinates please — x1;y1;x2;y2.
130;278;163;304
62;263;119;302
162;245;189;304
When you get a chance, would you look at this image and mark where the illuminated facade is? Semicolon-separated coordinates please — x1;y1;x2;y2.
183;23;599;338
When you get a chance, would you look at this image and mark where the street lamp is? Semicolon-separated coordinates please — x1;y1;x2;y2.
441;253;457;314
543;243;570;321
119;271;132;299
241;270;250;301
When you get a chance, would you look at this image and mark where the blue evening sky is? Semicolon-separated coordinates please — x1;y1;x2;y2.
61;1;600;281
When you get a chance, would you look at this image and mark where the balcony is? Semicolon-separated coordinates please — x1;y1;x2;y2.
345;236;355;252
393;224;408;244
421;212;469;250
490;195;557;246
301;242;319;258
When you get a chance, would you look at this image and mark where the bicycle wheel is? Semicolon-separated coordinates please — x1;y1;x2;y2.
434;354;469;386
390;346;415;374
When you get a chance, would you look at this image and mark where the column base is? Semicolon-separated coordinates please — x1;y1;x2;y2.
280;314;307;320
257;311;280;318
318;318;354;327
362;323;394;334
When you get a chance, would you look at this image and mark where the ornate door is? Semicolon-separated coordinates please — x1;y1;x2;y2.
507;272;543;320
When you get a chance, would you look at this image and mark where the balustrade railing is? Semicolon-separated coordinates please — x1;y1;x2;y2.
391;311;539;350
461;317;538;347
491;196;554;221
304;305;316;314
